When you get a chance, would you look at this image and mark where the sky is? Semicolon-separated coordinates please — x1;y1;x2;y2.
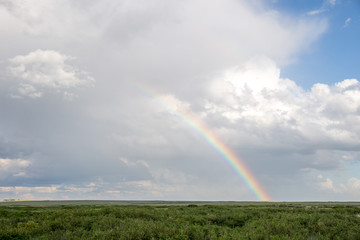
0;0;359;201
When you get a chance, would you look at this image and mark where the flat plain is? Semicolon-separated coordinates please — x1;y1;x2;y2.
0;201;359;239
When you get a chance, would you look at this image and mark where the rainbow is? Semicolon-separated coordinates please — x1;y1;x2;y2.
133;82;271;201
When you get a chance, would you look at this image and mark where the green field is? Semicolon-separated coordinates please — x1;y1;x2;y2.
0;201;359;239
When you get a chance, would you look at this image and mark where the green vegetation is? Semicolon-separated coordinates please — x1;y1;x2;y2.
0;201;359;239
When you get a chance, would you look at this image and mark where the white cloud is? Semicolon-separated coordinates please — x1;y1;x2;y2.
307;0;336;16
343;17;351;28
327;0;336;6
0;0;97;38
314;175;360;198
340;177;360;197
204;58;360;152
63;185;95;193
8;49;94;98
0;186;57;194
0;0;328;90
307;9;325;16
318;177;336;191
0;158;31;179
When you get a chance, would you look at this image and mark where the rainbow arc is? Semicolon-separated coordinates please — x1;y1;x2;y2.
134;82;271;201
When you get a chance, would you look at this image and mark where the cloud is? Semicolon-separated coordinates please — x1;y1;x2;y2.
0;0;328;90
0;158;31;179
342;177;360;196
168;57;360;175
315;175;360;198
7;49;94;98
307;0;336;16
343;17;351;28
116;56;360;200
317;175;337;191
0;0;94;38
307;9;325;16
4;55;358;200
0;0;348;201
327;0;336;6
207;57;360;145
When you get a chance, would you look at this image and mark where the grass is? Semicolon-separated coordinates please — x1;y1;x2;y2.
0;201;359;239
